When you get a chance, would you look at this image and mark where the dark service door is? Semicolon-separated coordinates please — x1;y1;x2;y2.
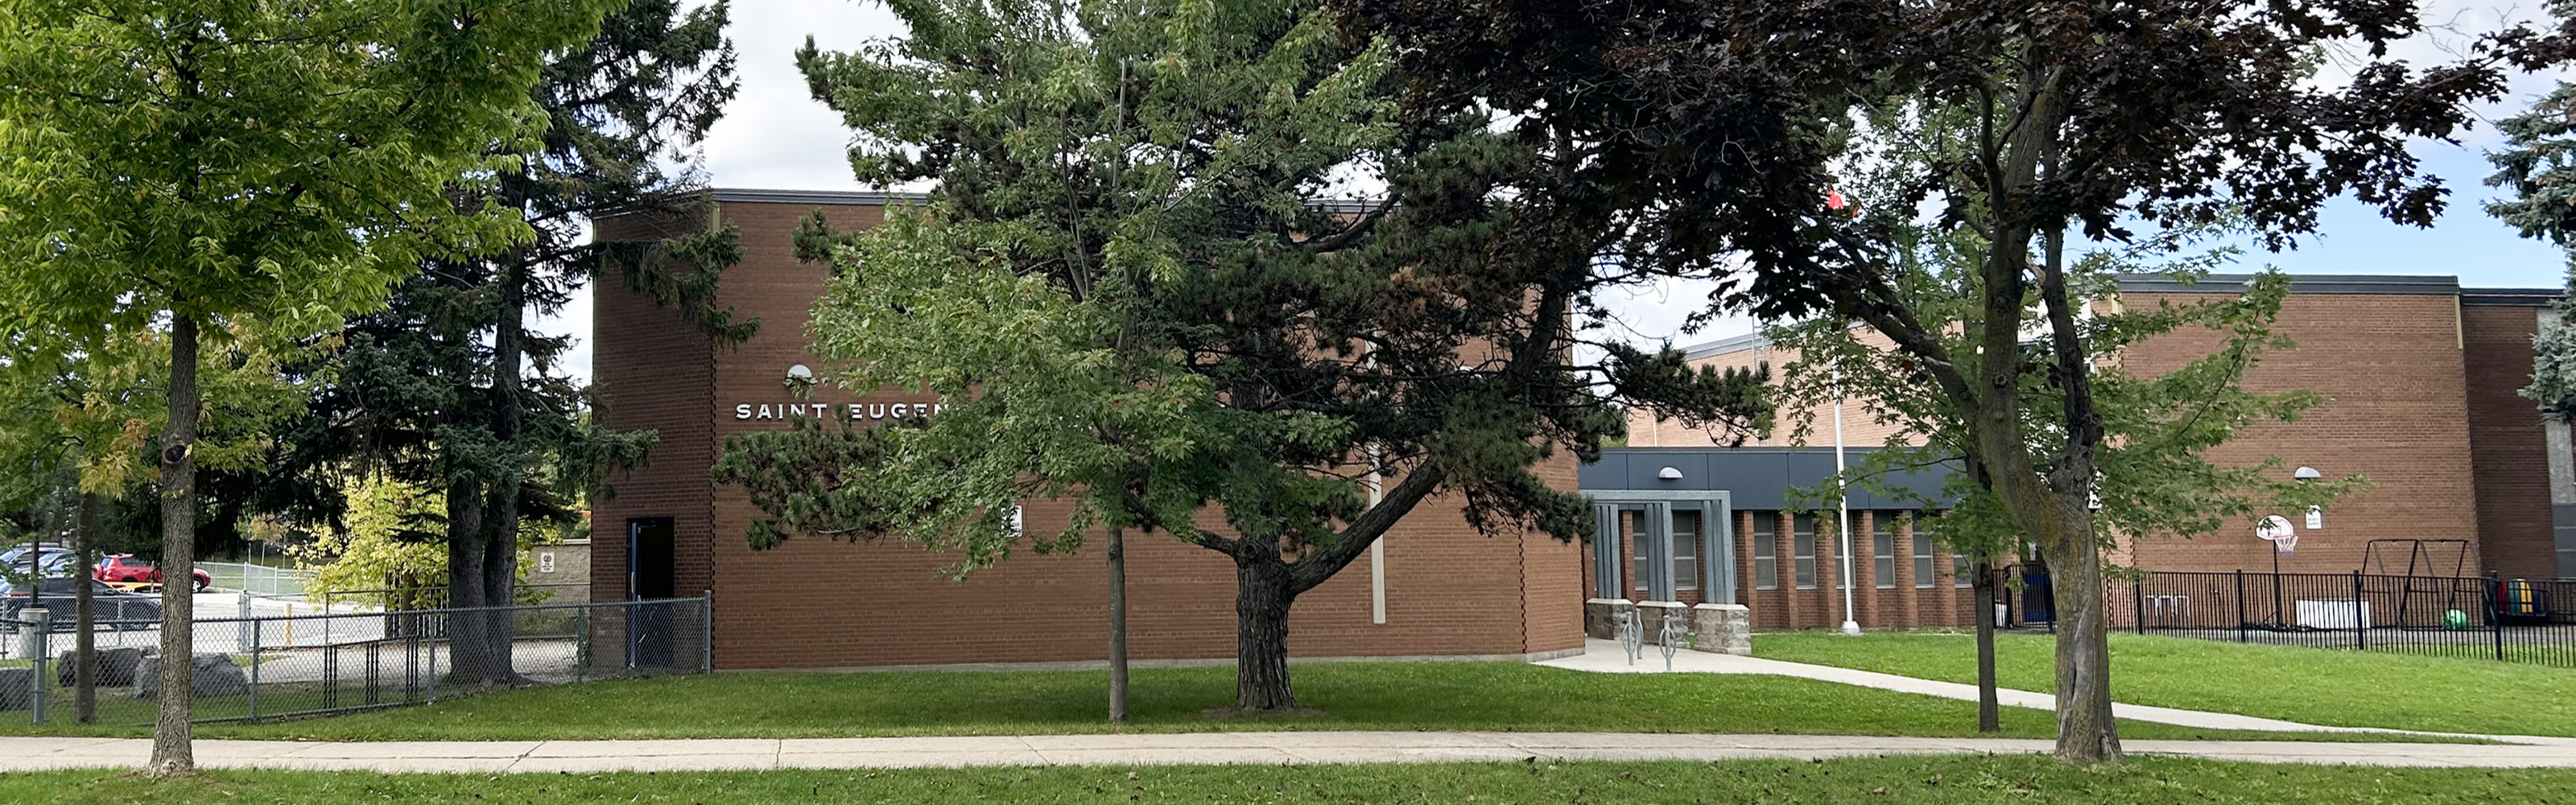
628;518;676;668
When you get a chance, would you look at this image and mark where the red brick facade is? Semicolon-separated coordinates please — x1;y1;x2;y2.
592;190;1585;670
1620;275;2564;630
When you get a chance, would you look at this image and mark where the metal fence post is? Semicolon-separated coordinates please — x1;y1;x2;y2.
701;590;715;674
2235;569;2248;642
427;612;440;704
248;617;262;721
575;606;589;684
25;607;48;725
324;613;339;711
237;590;254;653
2351;571;2365;650
2492;572;2507;662
2133;577;2146;635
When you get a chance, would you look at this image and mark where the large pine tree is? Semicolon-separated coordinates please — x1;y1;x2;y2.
280;0;743;687
719;0;1767;711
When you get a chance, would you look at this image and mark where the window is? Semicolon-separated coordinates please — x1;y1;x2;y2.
1955;551;1973;588
1794;513;1818;589
1753;514;1777;590
1872;514;1897;589
1673;510;1700;592
1633;513;1650;593
1913;528;1936;588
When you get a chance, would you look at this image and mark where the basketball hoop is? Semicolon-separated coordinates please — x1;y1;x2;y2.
2256;515;2297;555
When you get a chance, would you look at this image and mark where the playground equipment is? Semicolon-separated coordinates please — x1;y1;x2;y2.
2362;539;2478;630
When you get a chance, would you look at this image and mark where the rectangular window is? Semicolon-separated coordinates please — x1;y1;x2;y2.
1753;514;1777;590
1633;513;1649;593
1673;510;1700;591
1872;515;1897;589
1955;552;1973;588
1913;529;1936;588
1794;513;1818;589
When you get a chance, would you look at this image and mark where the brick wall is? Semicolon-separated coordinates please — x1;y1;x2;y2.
2120;291;2482;575
2464;304;2555;580
598;196;1583;669
1628;330;1918;448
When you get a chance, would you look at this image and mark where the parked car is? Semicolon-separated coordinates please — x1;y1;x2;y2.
5;551;78;580
0;542;67;566
91;554;211;592
0;577;163;630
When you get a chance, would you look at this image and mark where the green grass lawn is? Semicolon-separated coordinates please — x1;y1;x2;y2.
1756;630;2576;737
2;757;2570;804
0;662;2448;743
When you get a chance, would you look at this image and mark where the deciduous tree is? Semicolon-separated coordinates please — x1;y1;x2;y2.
1347;0;2550;762
0;0;613;774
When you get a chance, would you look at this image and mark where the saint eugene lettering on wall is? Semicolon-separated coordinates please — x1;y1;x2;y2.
733;401;952;421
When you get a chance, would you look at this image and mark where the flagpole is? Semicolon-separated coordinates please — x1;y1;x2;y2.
1836;368;1860;636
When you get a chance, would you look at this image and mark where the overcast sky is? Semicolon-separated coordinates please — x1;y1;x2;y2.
544;0;2575;383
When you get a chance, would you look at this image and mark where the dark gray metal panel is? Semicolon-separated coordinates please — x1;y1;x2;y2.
712;188;931;206
1593;504;1620;599
1583;447;1956;510
2557;504;2576;580
2116;273;2462;295
2462;290;2561;308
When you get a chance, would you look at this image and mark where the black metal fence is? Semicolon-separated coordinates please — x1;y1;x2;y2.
0;595;709;725
1998;566;2575;668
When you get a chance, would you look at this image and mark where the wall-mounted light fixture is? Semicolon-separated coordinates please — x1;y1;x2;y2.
1657;466;1683;481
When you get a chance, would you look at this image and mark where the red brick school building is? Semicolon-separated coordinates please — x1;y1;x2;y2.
597;190;2566;666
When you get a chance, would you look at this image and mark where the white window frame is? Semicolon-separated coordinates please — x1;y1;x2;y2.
1753;514;1777;591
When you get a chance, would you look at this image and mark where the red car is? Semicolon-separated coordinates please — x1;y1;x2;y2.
93;554;211;592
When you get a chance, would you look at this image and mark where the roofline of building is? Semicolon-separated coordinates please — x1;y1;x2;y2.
1599;445;1897;456
2461;288;2564;307
1678;331;1770;361
708;187;1383;213
2116;273;2558;301
710;188;932;206
2116;273;2463;295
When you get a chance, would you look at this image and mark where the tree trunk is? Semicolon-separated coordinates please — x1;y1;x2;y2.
445;482;496;686
480;259;528;685
1972;559;1998;733
1232;542;1296;711
149;313;200;777
1106;523;1129;724
481;474;522;685
74;491;98;724
2039;515;2120;762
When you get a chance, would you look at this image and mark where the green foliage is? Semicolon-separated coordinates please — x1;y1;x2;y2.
0;0;616;338
724;0;1769;709
291;477;561;609
2484;81;2576;424
292;477;448;607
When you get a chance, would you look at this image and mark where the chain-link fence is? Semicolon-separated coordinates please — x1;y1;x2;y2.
0;595;708;725
315;582;590;612
200;562;316;597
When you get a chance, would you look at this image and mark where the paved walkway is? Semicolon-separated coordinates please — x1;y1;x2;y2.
4;732;2573;772
1539;638;2576;746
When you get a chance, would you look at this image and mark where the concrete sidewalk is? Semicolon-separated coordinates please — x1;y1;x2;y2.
1540;638;2576;745
3;731;2573;773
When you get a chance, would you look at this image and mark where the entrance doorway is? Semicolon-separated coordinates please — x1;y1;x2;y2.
627;518;675;667
1589;494;1734;605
